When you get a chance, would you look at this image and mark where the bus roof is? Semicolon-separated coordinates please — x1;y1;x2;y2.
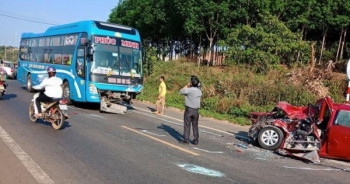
21;20;140;41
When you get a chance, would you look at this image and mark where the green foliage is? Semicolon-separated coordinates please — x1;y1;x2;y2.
107;0;350;125
0;46;18;62
143;46;160;76
224;13;310;71
108;0;350;64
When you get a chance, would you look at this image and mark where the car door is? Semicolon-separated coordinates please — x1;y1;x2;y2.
326;110;350;159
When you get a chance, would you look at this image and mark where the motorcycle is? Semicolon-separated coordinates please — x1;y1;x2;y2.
28;91;70;130
0;70;7;99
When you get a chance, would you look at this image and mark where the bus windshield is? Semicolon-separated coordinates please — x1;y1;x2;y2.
90;44;142;76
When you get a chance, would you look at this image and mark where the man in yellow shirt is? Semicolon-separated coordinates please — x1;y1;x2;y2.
154;76;166;115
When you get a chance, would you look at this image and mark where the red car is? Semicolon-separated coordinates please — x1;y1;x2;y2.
248;96;350;163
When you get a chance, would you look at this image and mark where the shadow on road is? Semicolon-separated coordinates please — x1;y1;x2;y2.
227;131;251;142
71;101;135;113
147;107;156;112
157;124;183;142
1;94;17;100
35;119;71;130
72;102;100;110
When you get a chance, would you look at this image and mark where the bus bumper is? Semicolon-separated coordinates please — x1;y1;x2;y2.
100;96;127;114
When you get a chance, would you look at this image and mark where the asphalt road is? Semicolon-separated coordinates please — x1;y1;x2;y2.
0;80;350;184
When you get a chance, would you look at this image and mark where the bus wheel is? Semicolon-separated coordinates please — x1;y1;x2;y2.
26;74;34;92
62;81;72;105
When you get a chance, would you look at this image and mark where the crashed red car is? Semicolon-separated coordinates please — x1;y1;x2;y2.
248;96;350;163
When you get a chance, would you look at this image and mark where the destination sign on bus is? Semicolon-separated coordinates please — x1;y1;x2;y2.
93;35;139;49
121;40;139;49
94;36;117;45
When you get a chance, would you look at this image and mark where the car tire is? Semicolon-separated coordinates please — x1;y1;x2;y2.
257;126;284;150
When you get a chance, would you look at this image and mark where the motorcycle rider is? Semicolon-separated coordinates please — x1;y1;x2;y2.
32;66;63;118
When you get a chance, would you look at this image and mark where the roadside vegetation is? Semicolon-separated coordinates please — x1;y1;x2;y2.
136;60;347;125
109;0;350;125
0;46;18;63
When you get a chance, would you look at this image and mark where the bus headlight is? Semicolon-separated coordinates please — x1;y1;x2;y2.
89;83;98;94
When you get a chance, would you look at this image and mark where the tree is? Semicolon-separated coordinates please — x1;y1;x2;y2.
225;13;309;70
176;0;232;66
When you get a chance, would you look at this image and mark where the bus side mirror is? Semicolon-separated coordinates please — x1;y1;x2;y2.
87;46;94;60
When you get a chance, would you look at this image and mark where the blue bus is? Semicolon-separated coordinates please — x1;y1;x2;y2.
17;20;144;114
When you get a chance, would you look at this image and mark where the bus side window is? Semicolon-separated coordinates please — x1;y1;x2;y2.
76;48;85;78
77;58;85;77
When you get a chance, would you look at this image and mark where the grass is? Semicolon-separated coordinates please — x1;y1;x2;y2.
137;60;347;125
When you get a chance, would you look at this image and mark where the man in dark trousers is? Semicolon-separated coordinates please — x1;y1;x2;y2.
179;76;202;145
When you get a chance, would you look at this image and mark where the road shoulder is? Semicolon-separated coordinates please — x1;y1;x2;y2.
0;138;37;184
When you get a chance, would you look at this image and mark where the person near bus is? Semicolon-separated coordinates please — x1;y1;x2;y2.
154;76;167;115
32;66;63;118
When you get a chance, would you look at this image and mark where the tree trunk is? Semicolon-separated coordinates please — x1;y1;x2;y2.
336;29;344;62
170;40;173;61
197;34;201;67
215;41;218;66
207;39;213;67
309;42;316;75
319;30;327;64
296;25;306;63
190;34;193;60
340;28;347;60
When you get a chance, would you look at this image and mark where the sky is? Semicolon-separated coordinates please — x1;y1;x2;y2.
0;0;120;47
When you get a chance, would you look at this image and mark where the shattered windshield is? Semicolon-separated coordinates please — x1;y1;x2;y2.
90;44;142;76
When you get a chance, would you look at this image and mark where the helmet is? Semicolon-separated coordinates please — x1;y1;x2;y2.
47;66;56;73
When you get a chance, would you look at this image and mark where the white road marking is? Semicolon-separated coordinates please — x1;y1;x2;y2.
192;147;224;154
141;130;166;137
201;130;223;137
283;166;341;171
255;157;269;161
132;110;183;126
69;104;248;140
0;125;55;184
323;159;350;167
131;109;250;140
89;114;105;119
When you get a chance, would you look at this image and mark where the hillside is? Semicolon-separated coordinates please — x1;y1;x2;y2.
137;60;348;125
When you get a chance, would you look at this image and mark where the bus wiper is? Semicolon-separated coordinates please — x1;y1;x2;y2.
106;60;119;78
125;57;134;78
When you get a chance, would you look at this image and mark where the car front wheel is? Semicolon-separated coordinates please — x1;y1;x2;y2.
257;126;284;150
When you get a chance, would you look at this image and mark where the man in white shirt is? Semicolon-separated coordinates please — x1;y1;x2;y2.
32;66;63;118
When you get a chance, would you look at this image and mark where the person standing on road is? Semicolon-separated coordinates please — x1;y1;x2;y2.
154;76;166;115
179;76;202;145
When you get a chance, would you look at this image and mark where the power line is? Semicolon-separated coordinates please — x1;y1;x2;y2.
0;13;58;25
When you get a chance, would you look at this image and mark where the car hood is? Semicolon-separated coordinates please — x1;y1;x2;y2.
275;101;308;119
